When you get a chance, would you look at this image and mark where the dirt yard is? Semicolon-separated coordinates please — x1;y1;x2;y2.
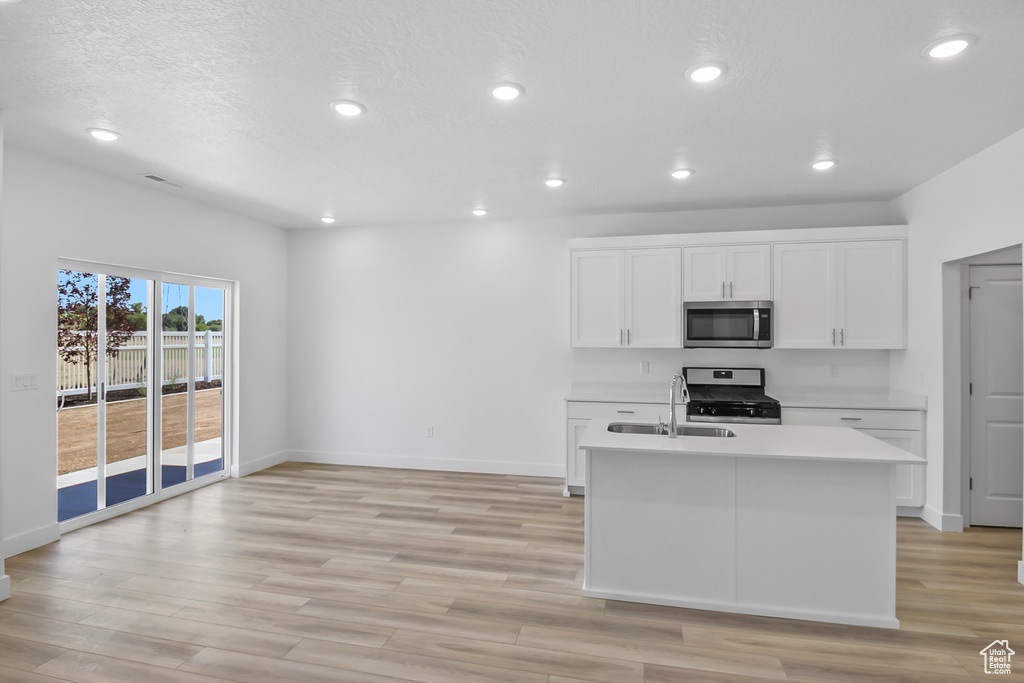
57;388;223;475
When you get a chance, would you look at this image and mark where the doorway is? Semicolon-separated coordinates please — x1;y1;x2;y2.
967;264;1023;527
57;262;232;525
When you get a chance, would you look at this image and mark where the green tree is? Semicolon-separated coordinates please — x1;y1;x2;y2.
57;271;137;401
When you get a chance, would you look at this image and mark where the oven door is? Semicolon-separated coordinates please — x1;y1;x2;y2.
683;301;772;348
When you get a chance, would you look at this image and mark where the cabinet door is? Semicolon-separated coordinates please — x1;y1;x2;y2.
625;248;681;347
683;246;728;301
566;418;590;489
860;429;924;507
727;244;772;300
571;250;624;347
837;240;906;349
772;242;837;348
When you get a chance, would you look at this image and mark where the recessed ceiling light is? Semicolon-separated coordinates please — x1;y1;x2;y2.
87;128;121;142
330;100;366;117
320;216;336;224
924;34;976;59
671;169;693;179
472;208;488;216
685;62;728;83
489;82;524;101
811;159;837;171
545;178;565;188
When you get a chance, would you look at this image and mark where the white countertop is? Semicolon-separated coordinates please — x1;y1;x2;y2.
578;419;927;465
565;383;926;411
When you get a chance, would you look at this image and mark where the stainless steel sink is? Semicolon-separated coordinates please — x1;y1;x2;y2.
607;423;736;438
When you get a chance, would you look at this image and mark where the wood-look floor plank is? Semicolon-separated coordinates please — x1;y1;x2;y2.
285;637;550;683
1;464;1022;683
0;611;202;668
173;600;395;647
296;597;523;644
382;628;644;683
177;646;411;683
515;625;787;680
80;606;303;657
0;631;67;672
0;663;76;683
33;650;223;683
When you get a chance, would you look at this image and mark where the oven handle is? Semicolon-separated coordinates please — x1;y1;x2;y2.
687;414;781;425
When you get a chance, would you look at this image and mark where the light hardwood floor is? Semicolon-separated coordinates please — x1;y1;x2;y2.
2;462;1023;681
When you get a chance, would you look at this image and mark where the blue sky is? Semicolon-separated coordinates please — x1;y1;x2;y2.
60;270;224;322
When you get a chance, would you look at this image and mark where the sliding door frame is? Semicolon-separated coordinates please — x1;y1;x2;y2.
58;258;237;533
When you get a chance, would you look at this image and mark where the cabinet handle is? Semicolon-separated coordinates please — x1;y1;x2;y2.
730;281;733;299
840;417;862;421
617;410;635;414
840;328;845;346
620;329;623;345
832;329;836;346
721;281;725;298
627;329;630;345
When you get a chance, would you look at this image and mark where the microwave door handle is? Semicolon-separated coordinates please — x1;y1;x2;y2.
752;309;760;340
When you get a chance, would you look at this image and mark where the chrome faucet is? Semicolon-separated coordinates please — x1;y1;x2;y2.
667;372;690;438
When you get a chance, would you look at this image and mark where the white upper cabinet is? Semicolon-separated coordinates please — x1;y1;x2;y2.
773;240;905;349
684;244;771;301
571;248;681;348
837;240;906;349
571;250;624;347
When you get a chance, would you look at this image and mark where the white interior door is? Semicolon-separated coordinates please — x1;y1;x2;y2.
969;264;1023;527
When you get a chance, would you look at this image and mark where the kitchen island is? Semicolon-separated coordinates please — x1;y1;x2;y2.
578;420;926;628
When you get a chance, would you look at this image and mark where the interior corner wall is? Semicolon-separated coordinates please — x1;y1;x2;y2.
0;145;290;557
892;126;1024;533
0;114;8;598
285;200;902;476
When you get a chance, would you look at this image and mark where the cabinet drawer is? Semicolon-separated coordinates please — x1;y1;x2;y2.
567;401;667;422
782;407;921;431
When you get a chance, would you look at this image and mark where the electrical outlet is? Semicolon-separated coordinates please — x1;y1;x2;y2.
828;364;839;378
640;362;650;374
425;426;434;437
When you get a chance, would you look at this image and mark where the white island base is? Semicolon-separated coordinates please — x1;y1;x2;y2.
582;422;925;629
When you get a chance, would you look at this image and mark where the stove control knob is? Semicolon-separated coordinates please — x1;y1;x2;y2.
709;407;717;415
749;408;757;417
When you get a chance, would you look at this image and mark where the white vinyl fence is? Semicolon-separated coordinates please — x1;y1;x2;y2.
58;331;223;395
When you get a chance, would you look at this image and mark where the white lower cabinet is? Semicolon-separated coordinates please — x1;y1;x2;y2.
565;401;666;494
782;407;925;508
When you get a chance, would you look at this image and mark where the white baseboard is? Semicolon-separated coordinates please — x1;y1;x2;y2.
236;449;289;478
4;523;60;559
896;505;923;518
287;450;563;478
0;573;9;601
920;504;963;532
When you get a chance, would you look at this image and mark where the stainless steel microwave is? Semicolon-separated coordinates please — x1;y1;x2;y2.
683;301;773;348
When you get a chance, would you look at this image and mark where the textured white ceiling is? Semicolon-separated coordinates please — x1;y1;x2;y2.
1;1;1022;229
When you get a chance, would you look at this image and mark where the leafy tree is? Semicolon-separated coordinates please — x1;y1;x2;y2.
162;305;190;331
57;271;138;400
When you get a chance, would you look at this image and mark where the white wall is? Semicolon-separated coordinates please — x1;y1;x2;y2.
892;127;1024;536
287;201;901;476
0;113;8;598
0;145;290;557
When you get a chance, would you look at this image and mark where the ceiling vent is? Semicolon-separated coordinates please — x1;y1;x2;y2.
141;173;185;189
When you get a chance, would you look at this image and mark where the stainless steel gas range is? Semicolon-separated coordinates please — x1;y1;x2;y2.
681;367;781;425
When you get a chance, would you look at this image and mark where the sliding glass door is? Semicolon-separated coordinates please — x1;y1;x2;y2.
57;269;152;521
58;263;230;524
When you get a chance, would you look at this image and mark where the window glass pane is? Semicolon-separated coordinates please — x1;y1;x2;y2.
105;277;150;506
194;287;225;477
57;270;99;520
161;282;190;488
